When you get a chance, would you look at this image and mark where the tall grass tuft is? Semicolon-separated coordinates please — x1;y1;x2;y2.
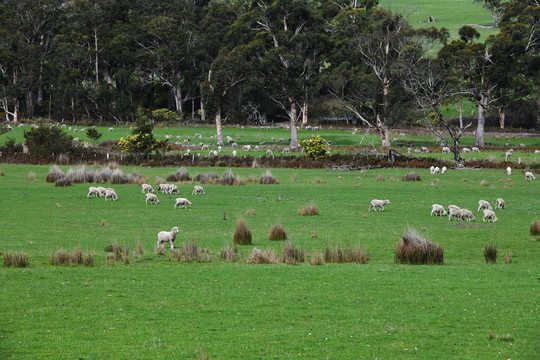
123;246;130;265
504;251;512;264
28;172;37;180
248;248;278;264
402;172;421;181
182;240;199;262
136;238;144;256
325;244;346;263
530;219;540;236
55;178;71;187
50;248;93;266
480;179;489;187
483;243;498;264
63;166;143;184
219;170;236;185
233;217;252;245
298;203;319;216
167;167;191;182
50;249;69;265
282;241;305;265
269;224;287;241
259;170;278;184
345;245;369;264
155;176;165;185
3;252;29;267
47;165;65;182
310;251;324;265
219;244;237;262
395;227;444;265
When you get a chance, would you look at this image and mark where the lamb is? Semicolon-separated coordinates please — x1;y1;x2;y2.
496;198;505;209
104;189;118;201
430;166;435;175
477;200;492;212
525;171;536;181
157;226;179;250
141;183;155;194
506;167;512;176
192;185;205;196
421;146;429;153
266;150;273;156
505;151;512;161
472;147;480;153
87;186;103;198
458;208;475;222
232;150;237;157
108;127;114;132
174;198;192;209
433;166;440;175
243;145;251;151
368;199;390;212
442;147;451;154
145;193;160;205
462;147;471;153
448;205;461;221
483;209;498;223
441;166;447;175
431;204;447;217
282;147;290;154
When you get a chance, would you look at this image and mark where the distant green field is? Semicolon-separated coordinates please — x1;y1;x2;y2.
1;164;538;358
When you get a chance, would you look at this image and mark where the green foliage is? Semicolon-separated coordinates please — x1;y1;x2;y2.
23;126;74;157
459;25;481;43
85;127;102;143
118;110;165;155
152;108;178;123
300;135;329;160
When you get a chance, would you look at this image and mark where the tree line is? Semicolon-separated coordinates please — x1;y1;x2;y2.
0;0;538;148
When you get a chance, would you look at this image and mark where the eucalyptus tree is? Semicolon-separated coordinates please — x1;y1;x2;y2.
474;0;511;28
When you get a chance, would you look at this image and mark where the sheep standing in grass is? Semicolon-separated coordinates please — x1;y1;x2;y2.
525;171;536;181
462;147;471;153
472;147;480;153
157;226;179;250
168;184;179;196
496;198;505;209
174;198;192;209
483;209;498;223
141;183;155;194
145;193;160;205
104;189;118;201
87;186;103;198
477;200;492;212
448;205;461;221
506;167;512;176
441;166;447;175
458;209;475;222
192;185;205;196
442;147;450;154
505;151;512;161
430;166;435;175
369;199;390;212
433;166;440;175
431;204;447;217
158;184;170;193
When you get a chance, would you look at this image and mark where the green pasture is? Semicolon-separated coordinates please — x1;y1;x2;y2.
1;164;539;359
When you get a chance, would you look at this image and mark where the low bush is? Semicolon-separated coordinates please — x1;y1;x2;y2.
219;170;236;185
376;175;385;182
259;170;278;184
166;167;191;182
269;224;287;241
530;220;540;236
395;227;444;265
402;172;421;181
483;243;498;264
233;217;252;245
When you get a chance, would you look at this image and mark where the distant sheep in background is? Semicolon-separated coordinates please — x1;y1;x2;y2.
442;147;450;154
462;148;471;153
192;185;205;196
525;171;536;181
506;167;512;176
472;147;480;153
431;204;447;217
369;199;390;212
157;226;179;250
441;166;447;175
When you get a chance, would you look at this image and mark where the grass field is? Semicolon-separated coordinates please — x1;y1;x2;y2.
1;164;539;359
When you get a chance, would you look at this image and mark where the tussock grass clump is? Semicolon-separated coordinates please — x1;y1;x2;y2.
104;242;123;260
325;244;345;263
310;251;324;265
298;203;319;216
63;166;143;184
233;217;252;245
395;227;444;265
51;247;93;266
136;238;144;256
167;167;192;182
219;244;238;262
154;246;165;256
234;177;246;186
47;165;65;182
123;246;130;265
504;251;512;264
55;177;72;187
402;172;421;181
219;170;236;185
248;248;278;264
483;243;498;264
247;175;258;183
376;175;385;182
345;245;369;264
28;172;37;180
530;219;540;236
480;179;489;187
155;176;165;185
3;252;29;268
182;240;199;262
50;249;68;265
195;172;218;184
290;173;297;182
259;170;279;184
269;224;287;241
314;177;325;184
0;170;4;176
282;241;305;265
245;209;256;216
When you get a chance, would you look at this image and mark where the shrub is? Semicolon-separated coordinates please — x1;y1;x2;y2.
310;251;324;265
483;243;498;264
395;227;444;265
298;203;319;216
86;127;102;144
3;252;29;268
300;135;330;160
282;241;305;265
28;172;37;180
220;170;236;185
23;126;74;158
530;220;540;236
269;224;287;241
47;165;65;182
195;172;218;184
233;217;252;245
55;178;72;187
259;170;279;184
219;244;237;261
376;175;385;182
402;172;421;181
167;167;191;182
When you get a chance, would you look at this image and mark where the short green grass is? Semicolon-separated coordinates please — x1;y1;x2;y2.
1;164;538;358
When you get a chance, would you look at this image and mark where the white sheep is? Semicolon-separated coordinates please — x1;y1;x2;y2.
505;151;512;161
421;146;429;153
506;167;512;176
232;150;237;157
157;226;179;250
168;184;179;196
483;209;498;223
369;199;390;212
158;184;170;193
141;183;155;194
192;185;205;196
462;147;471;153
429;166;435;175
145;193;160;205
87;186;103;198
433;166;440;175
174;198;192;209
525;171;536;181
458;209;475;222
472;147;480;153
104;189;118;201
108;127;114;132
442;147;450;154
496;198;505;209
477;200;492;212
441;166;447;175
431;204;447;217
282;147;290;154
448;205;461;221
243;145;251;151
266;150;273;156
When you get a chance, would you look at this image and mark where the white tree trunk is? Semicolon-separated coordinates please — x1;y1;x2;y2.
498;107;505;129
301;99;308;125
215;110;224;146
289;100;299;148
172;85;183;118
475;96;487;147
376;113;390;148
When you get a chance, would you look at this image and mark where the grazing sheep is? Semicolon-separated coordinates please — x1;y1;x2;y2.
442;147;451;154
477;200;492;212
525;171;536;181
282;147;290;154
496;198;505;209
141;183;155;194
243;145;251;151
407;147;411;154
201;144;209;151
232;150;237;157
157;226;179;250
168;184;179;196
414;149;421;153
505;151;512;161
108;127;114;132
462;147;471;153
87;186;103;198
104;189;118;201
430;166;435;175
506;167;512;176
369;199;390;212
433;166;440;175
231;143;238;149
431;204;447;217
448;205;461;221
421;146;429;153
483;209;498;223
145;193;160;205
458;209;475;222
472;147;480;153
158;184;170;193
266;150;273;156
192;185;205;196
441;166;447;175
174;198;192;209
255;146;260;152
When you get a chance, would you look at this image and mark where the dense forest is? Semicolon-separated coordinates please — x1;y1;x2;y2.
0;0;538;147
